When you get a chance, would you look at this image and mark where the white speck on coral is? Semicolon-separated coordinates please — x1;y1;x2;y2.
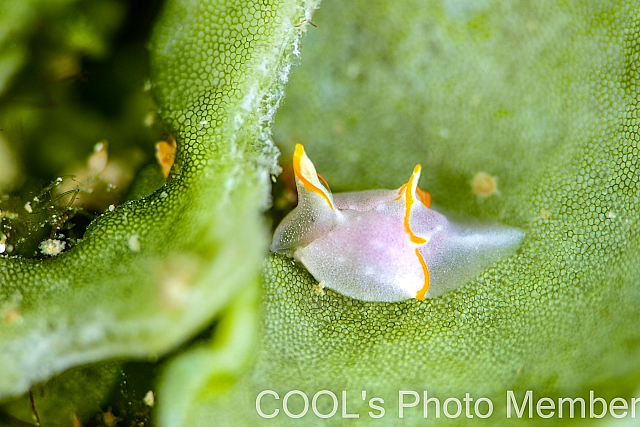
240;86;258;114
280;63;291;84
143;112;156;127
88;141;109;175
158;255;199;310
39;239;66;256
143;390;155;407
127;234;141;252
292;36;300;57
312;281;325;296
108;204;115;211
24;202;32;213
161;191;168;198
1;292;23;325
79;323;106;344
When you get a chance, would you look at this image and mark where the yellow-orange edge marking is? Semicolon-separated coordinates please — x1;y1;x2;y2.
293;144;334;211
396;184;431;208
415;249;430;300
317;172;331;192
417;188;432;208
403;165;427;245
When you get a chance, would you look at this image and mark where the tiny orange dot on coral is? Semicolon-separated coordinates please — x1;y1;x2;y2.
155;136;177;178
471;172;499;197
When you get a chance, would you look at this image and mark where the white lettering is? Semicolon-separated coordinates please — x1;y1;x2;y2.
368;398;385;418
507;390;532;418
536;397;555;419
463;393;473;418
558;397;585;418
399;391;419;418
610;397;628;418
443;398;462;418
283;390;308;418
590;390;607;418
256;390;279;418
311;390;338;418
342;391;359;418
423;391;440;418
475;397;493;418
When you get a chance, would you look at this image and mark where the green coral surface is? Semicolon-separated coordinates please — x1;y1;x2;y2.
0;0;314;419
160;0;640;426
1;0;639;425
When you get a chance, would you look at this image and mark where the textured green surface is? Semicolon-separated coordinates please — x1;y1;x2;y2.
156;0;640;425
1;361;121;426
0;0;310;407
0;0;123;96
0;0;129;195
1;0;639;425
157;280;261;427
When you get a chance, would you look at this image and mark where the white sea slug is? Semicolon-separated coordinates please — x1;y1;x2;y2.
270;144;525;302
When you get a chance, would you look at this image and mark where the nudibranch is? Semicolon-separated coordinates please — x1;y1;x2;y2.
270;144;525;302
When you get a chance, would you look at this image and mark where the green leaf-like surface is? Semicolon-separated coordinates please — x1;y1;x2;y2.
157;0;640;425
2;0;639;425
0;0;311;403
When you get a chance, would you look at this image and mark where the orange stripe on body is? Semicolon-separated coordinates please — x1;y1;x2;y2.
417;188;432;208
316;172;331;192
403;165;427;244
414;249;430;300
395;183;408;201
293;144;334;211
397;184;431;208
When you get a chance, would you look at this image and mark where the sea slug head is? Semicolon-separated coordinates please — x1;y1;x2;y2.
270;144;340;257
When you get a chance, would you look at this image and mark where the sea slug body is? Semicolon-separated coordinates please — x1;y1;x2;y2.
270;144;524;302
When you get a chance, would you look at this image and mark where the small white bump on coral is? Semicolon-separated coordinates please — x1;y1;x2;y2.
39;239;66;256
127;234;141;252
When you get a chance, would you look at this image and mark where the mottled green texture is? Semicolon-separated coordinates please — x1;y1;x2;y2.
169;0;640;425
2;0;639;424
0;0;124;95
1;361;121;426
0;0;129;194
0;0;311;403
152;0;314;175
157;280;260;427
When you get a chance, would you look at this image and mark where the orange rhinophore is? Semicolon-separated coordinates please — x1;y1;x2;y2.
155;136;177;178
